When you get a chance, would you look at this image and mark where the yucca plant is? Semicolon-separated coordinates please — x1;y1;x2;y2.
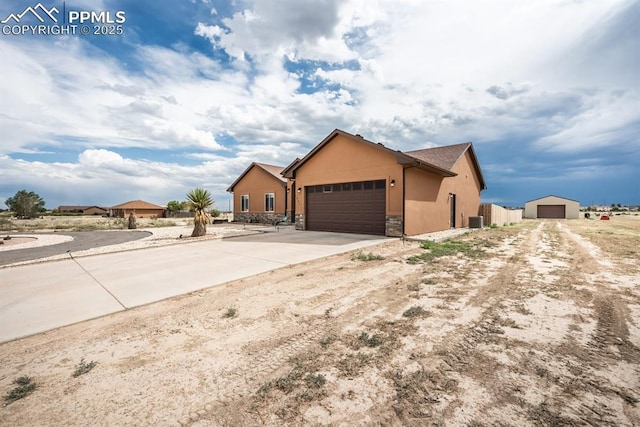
186;188;213;237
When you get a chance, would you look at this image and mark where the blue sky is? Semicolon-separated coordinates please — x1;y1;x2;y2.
0;0;638;210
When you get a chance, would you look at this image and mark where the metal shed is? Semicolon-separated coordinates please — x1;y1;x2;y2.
524;195;580;219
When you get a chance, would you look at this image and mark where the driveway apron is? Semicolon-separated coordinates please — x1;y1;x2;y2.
0;230;390;342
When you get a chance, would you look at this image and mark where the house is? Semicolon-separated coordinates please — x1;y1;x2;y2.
228;129;486;236
110;200;166;218
56;205;108;215
524;195;580;219
283;129;486;236
226;162;292;223
83;206;109;215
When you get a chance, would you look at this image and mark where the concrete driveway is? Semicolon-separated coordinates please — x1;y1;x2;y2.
0;229;390;343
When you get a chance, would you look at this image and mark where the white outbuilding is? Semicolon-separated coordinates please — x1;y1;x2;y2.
524;195;580;219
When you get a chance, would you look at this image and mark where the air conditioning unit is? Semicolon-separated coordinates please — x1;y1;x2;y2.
469;216;484;228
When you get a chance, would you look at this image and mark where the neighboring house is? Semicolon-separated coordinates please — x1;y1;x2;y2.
56;205;108;215
524;195;580;219
84;206;109;215
282;129;486;236
110;200;166;218
226;162;292;224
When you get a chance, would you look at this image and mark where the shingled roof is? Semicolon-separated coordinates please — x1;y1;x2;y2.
406;142;486;189
405;143;471;171
226;162;287;192
110;200;165;209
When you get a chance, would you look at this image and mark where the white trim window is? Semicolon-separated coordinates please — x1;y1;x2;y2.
241;195;249;212
264;193;275;212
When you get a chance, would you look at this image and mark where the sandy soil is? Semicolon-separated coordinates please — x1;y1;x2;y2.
0;217;639;426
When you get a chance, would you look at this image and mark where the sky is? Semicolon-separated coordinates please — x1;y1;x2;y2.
0;0;638;211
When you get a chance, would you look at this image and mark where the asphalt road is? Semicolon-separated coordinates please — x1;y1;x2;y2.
0;230;151;266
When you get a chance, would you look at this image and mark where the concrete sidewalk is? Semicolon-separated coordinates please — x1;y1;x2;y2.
0;231;390;343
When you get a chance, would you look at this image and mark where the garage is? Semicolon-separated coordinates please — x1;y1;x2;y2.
306;180;386;235
524;195;580;219
537;205;566;219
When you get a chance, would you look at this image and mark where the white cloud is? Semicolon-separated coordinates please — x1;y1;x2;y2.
145;119;223;150
1;0;637;207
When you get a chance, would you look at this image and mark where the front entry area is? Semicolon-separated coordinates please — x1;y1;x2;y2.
305;180;386;235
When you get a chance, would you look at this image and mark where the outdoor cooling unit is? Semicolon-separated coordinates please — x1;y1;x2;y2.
469;216;484;228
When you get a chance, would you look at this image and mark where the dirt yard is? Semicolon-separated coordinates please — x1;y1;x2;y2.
1;217;639;426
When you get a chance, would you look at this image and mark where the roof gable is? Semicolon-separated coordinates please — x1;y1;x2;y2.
406;143;486;190
111;200;165;209
283;129;456;178
227;162;286;192
525;195;580;203
405;143;471;171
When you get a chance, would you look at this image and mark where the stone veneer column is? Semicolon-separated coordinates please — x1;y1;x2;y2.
295;214;305;230
385;215;403;237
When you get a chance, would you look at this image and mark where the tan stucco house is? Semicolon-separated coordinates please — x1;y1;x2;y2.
524;195;580;219
56;205;108;215
226;162;293;224
228;129;486;236
110;200;166;218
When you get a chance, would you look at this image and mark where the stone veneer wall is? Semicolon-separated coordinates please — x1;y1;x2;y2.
295;214;305;230
233;212;287;224
385;215;403;237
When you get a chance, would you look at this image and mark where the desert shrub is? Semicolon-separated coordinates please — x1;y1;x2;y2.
402;306;429;318
3;376;37;403
351;251;384;261
72;359;97;377
223;307;238;318
407;240;482;264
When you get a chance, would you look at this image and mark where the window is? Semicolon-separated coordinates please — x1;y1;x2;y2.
264;193;275;212
241;195;249;212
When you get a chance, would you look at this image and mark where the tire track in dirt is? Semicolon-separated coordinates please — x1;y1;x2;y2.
552;221;640;425
359;223;544;424
557;222;640;358
404;221;639;426
176;243;426;426
176;324;329;426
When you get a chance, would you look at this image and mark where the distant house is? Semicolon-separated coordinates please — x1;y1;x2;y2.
226;162;293;224
56;205;109;215
228;129;486;236
524;195;580;219
110;200;165;218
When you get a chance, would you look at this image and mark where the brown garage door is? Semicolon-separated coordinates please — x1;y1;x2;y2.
537;205;566;218
306;180;386;235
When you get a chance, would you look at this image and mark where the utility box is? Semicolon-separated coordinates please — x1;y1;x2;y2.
469;216;484;228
